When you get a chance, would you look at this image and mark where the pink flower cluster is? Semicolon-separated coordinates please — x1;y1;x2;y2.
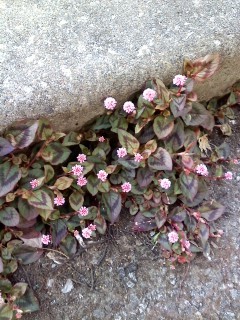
117;147;127;158
77;176;88;187
97;170;108;182
159;178;171;190
180;239;190;251
104;97;117;110
42;234;51;245
121;182;132;193
173;74;187;86
30;179;39;189
134;153;143;162
142;88;157;102
195;163;209;176
82;224;97;239
224;171;233;180
71;164;84;176
78;206;89;216
77;153;87;163
99;136;105;142
168;231;179;243
123;101;136;113
54;196;65;206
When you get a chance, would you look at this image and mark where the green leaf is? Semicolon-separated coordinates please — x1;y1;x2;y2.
0;279;12;292
54;177;73;190
199;222;209;246
129;203;139;216
215;142;230;160
110;117;128;133
86;175;99;196
0;162;21;197
155;79;170;103
153;115;174;139
158;234;172;251
11;283;28;299
155;206;167;229
37;119;53;140
44;165;55;183
28;190;54;210
60;235;77;256
117;158;139;169
170;207;187;222
0;138;15;156
198;201;225;221
7;120;38;149
62;132;80;146
51;219;67;247
18;198;40;221
15;288;40;313
138;123;155;144
0;304;13;320
13;245;43;264
165;118;185;152
180;180;208;207
0;207;20;226
179;172;198;201
148;147;172;171
137;167;154;188
102;191;122;224
182;102;214;130
170;94;188;117
133;212;156;231
41;142;71;165
118;129;140;154
69;191;84;211
94;215;107;234
98;180;111;193
91;114;111;130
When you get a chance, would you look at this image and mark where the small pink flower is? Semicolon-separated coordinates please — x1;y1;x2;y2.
99;136;105;142
16;313;22;319
183;240;190;250
30;179;39;189
195;164;209;176
97;170;108;182
88;224;97;231
142;88;157;102
121;182;132;193
54;196;65;206
77;153;87;163
159;178;171;190
82;227;92;239
168;231;179;243
71;164;84;176
117;147;127;158
224;171;233;180
173;74;187;86
73;230;79;237
77;176;88;187
104;97;117;110
78;206;89;216
134;153;143;162
42;234;51;245
123;101;135;113
233;159;239;164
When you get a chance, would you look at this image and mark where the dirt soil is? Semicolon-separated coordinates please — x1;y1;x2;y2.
13;113;240;320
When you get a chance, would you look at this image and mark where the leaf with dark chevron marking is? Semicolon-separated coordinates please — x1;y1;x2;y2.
28;190;54;210
7;120;39;149
179;172;198;201
0;138;15;156
153;115;174;139
198;201;225;221
0;162;21;197
102;191;122;224
148;147;172;171
118;129;140;154
0;207;20;226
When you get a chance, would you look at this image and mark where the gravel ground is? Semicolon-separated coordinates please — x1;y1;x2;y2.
16;112;240;320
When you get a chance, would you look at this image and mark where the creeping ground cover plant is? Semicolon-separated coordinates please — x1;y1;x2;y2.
0;54;240;318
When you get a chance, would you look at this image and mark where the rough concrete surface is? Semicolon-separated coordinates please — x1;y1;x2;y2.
0;0;240;132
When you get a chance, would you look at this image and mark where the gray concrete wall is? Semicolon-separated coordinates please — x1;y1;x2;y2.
1;0;240;132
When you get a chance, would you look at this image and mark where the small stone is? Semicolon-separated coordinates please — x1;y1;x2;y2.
61;279;74;294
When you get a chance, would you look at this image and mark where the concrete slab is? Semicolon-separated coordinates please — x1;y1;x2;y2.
1;0;240;131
